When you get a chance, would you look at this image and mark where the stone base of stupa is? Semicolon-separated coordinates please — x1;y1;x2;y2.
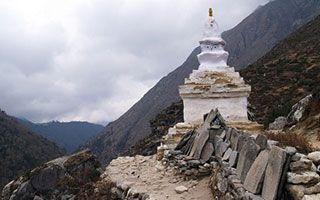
163;123;198;149
179;69;251;124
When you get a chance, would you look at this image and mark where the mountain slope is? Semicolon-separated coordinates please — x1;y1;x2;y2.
84;0;320;164
224;0;320;70
0;110;65;190
19;120;104;153
241;14;320;126
84;48;200;164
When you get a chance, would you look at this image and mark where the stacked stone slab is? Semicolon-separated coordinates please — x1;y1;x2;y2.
286;152;320;200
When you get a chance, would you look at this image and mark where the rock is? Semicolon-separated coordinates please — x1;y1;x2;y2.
34;196;44;200
286;184;305;200
244;150;269;194
302;194;320;200
236;134;251;152
255;134;268;150
292;153;306;162
190;109;218;159
229;151;239;168
220;130;226;140
230;129;240;150
287;94;313;125
174;186;188;194
200;142;214;162
290;158;316;172
307;151;320;165
262;146;288;200
267;140;279;149
225;128;232;141
216;141;230;157
245;192;265;200
30;165;65;191
287;172;320;185
188;160;201;167
2;150;101;200
285;147;297;156
269;116;287;130
222;148;232;161
305;183;320;195
236;139;261;182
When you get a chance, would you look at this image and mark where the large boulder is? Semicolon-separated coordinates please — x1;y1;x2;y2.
287;94;313;126
268;116;287;130
1;150;101;200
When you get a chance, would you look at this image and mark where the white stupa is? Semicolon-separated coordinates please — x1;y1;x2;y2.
167;8;254;140
180;8;251;124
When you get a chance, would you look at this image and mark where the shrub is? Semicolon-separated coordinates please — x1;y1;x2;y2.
265;132;313;154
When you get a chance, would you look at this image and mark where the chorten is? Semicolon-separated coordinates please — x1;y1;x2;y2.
167;8;255;141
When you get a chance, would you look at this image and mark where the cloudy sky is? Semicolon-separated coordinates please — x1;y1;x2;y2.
0;0;268;125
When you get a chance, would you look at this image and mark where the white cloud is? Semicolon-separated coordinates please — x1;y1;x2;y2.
0;0;269;124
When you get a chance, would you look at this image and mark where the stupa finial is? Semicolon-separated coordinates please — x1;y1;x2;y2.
209;8;213;17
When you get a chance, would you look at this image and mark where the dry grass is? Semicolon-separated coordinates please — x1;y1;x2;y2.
265;131;314;154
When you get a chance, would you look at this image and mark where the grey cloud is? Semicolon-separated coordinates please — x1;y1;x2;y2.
0;0;268;123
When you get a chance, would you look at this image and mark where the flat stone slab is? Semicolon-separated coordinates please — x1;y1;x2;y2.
262;146;288;200
230;129;240;150
200;142;214;163
244;150;269;194
236;134;251;151
236;139;261;182
222;148;232;161
216;142;230;158
229;151;238;168
225;128;232;141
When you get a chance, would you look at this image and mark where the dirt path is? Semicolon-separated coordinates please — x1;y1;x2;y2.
104;155;213;200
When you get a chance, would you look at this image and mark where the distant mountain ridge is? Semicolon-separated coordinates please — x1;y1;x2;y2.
224;0;320;70
0;110;64;190
19;119;104;153
84;0;320;164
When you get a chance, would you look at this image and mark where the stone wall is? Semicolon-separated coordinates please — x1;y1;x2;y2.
208;127;320;200
163;126;320;200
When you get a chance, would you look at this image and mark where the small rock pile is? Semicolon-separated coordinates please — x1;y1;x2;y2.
287;152;320;200
162;150;212;179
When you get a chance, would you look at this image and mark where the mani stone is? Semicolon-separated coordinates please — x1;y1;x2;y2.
230;129;240;150
256;134;268;150
244;150;269;194
225;128;232;141
262;146;288;200
229;151;238;168
216;142;230;158
236;134;251;152
222;148;232;161
200;142;214;162
236;139;261;182
220;130;226;140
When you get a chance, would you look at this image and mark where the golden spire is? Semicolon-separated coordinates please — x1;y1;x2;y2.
209;8;213;17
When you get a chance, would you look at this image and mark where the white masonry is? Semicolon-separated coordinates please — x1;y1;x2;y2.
179;8;251;124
